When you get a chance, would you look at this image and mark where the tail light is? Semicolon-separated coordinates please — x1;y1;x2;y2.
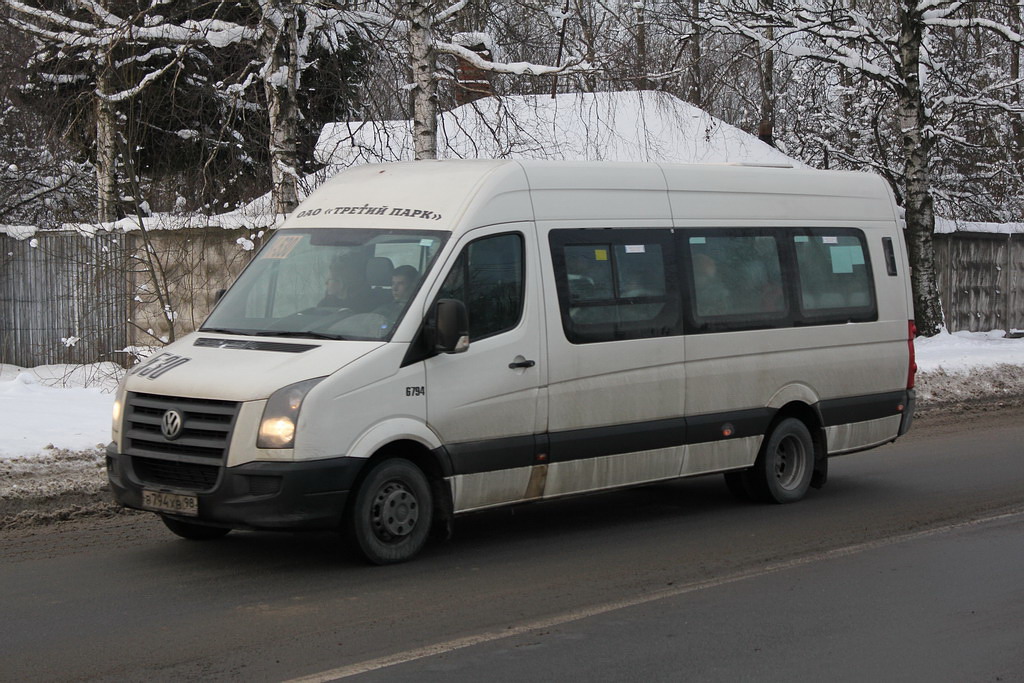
907;320;917;390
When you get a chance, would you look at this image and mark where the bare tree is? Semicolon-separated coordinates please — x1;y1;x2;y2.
3;0;376;217
702;0;1024;336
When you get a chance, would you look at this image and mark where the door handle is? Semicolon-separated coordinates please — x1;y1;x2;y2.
508;359;536;369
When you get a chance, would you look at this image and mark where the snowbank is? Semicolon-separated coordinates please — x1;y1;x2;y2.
0;366;117;459
915;329;1024;372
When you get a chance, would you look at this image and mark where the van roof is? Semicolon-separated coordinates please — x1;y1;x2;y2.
282;160;897;231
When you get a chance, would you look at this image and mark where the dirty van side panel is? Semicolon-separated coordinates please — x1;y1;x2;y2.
512;162;696;499
657;166;910;459
543;223;683;432
679;222;909;455
530;164;691;498
422;223;547;512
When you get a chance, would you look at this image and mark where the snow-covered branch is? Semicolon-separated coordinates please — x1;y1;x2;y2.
435;41;593;77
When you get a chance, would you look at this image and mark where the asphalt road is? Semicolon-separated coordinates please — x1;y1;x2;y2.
2;406;1024;682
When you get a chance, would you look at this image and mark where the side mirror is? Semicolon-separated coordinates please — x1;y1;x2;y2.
434;299;469;354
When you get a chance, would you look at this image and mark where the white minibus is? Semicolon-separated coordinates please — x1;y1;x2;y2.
107;160;917;564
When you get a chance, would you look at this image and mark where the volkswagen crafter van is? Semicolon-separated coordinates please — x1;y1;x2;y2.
107;160;917;564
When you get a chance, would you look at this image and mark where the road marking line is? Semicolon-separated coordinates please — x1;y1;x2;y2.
286;507;1024;682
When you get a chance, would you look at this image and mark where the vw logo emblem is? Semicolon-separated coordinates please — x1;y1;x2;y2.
161;409;184;440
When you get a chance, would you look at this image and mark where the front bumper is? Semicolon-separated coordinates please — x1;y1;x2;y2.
106;444;364;531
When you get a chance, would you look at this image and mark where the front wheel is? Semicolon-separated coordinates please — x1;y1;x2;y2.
346;458;433;565
160;515;231;540
743;417;815;504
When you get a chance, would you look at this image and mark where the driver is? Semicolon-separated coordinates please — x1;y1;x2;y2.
319;255;377;312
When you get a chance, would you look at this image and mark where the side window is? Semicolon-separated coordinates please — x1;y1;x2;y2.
793;232;875;319
439;233;524;340
687;234;786;328
551;230;679;343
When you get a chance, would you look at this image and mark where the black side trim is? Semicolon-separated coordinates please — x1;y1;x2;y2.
448;409;770;476
818;391;908;427
444;393;909;478
446;435;537;476
686;408;775;444
548;417;687;464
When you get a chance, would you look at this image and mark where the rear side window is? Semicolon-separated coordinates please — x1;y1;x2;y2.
551;230;680;343
793;232;875;322
687;234;787;326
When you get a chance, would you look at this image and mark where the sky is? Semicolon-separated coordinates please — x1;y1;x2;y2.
1;329;1023;461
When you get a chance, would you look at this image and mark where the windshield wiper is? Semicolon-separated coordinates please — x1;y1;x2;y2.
198;327;248;335
250;330;349;341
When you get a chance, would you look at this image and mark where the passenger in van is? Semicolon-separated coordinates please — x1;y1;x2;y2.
319;255;378;312
620;270;661;298
693;253;730;315
375;265;419;320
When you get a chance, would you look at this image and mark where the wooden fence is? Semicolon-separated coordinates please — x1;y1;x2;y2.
934;232;1024;333
1;226;258;368
1;231;129;367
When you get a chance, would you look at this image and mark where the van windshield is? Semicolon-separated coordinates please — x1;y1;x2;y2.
201;228;449;341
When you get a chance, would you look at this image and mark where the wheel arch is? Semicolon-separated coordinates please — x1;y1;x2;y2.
344;425;454;539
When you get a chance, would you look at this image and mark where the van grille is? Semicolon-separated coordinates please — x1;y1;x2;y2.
133;457;220;490
124;392;239;491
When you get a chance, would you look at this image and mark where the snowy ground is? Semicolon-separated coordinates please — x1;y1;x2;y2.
3;329;1024;527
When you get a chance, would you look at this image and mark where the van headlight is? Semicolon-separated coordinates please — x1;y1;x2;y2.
112;395;123;426
257;377;325;449
111;377;128;440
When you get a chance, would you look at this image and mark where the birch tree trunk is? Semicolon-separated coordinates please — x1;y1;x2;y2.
1011;2;1023;169
897;1;943;335
406;0;438;160
261;0;301;214
758;0;775;145
636;3;650;91
95;65;119;223
689;0;704;109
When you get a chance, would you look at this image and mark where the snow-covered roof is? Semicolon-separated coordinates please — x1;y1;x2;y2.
315;90;800;169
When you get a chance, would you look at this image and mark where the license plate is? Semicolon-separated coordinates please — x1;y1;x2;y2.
142;490;198;517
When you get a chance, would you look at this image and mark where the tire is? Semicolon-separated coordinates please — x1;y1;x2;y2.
347;458;433;565
743;417;815;504
160;515;231;540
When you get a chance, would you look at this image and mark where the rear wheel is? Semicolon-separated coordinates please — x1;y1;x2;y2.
347;458;433;565
743;417;815;504
160;515;231;540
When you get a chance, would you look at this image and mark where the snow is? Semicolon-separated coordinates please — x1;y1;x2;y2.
0;364;119;460
1;225;37;240
934;217;1024;235
915;329;1024;373
315;90;800;169
1;330;1023;461
0;194;284;239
